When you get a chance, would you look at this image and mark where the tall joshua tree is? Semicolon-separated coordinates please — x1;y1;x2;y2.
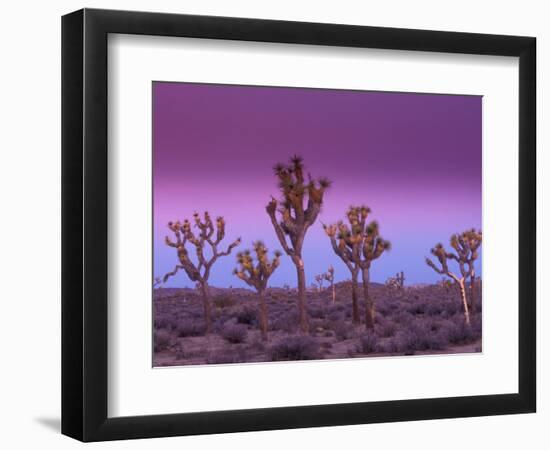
449;229;482;311
425;242;470;325
323;265;336;303
324;206;390;329
266;155;331;333
234;241;282;341
163;212;240;333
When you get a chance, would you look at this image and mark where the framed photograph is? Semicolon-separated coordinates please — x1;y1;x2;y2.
62;8;536;441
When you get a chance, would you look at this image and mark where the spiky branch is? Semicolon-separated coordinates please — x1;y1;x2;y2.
234;241;281;341
266;155;331;333
163;211;240;332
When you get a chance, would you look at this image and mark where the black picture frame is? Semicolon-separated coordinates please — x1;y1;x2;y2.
62;8;536;442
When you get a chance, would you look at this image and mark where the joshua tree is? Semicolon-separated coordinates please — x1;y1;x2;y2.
163;212;240;333
449;229;482;311
385;271;405;297
324;206;390;329
425;243;470;325
314;274;325;292
323;265;336;303
266;155;331;333
234;241;282;341
324;221;360;323
396;271;405;288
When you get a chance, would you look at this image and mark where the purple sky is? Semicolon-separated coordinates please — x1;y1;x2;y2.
153;82;481;288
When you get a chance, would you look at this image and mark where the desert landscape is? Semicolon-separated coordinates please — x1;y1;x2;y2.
152;83;482;367
153;280;482;366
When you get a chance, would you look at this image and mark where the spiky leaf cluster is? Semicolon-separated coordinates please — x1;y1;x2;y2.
323;265;335;284
425;243;454;276
233;241;282;292
426;229;482;279
266;155;331;256
323;205;391;270
449;229;482;273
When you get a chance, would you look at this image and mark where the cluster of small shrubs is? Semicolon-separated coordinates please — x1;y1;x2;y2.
356;332;378;354
236;306;258;326
331;320;355;341
154;329;172;352
154;281;482;363
269;336;320;361
221;324;248;344
269;308;298;333
213;295;236;309
176;319;205;337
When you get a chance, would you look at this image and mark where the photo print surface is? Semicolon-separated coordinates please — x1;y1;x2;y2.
153;82;482;367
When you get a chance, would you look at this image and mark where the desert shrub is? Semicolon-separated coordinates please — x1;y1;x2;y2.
445;322;471;344
176;319;205;337
154;313;177;330
213;295;236;309
444;316;480;344
375;318;397;338
407;301;428;315
308;305;325;319
471;314;482;336
269;310;298;332
376;298;400;316
425;301;444;316
236;307;257;326
330;320;354;341
441;300;461;317
221;324;248;344
248;339;266;352
357;332;378;354
310;318;329;333
392;311;414;326
327;310;345;322
269;336;320;361
378;336;408;353
154;329;172;352
396;321;449;352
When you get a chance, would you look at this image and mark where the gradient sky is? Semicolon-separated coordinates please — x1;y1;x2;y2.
153;82;481;288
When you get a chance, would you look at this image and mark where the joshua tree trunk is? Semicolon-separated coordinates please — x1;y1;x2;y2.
469;271;476;312
451;275;470;326
200;281;212;333
258;289;268;342
351;270;360;325
331;282;335;304
294;257;309;333
361;268;375;330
